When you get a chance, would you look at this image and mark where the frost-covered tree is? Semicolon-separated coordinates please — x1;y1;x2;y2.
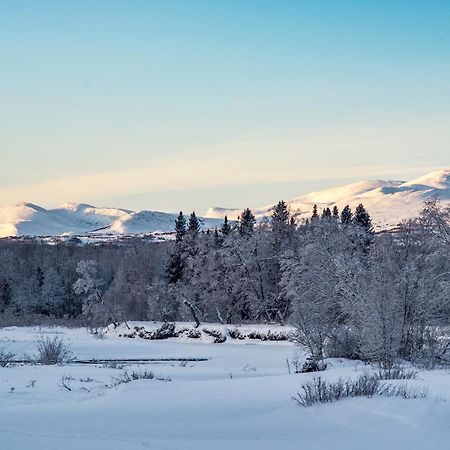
272;201;289;229
166;248;184;284
332;205;339;219
188;211;201;235
321;207;332;220
239;208;256;237
341;205;353;224
282;217;363;358
73;260;113;327
174;211;187;243
221;216;232;235
354;203;373;233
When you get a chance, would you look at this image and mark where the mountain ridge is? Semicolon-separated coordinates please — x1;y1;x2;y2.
0;203;221;238
205;168;450;230
1;168;449;237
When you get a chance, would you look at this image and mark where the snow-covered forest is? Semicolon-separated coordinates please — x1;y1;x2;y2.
1;200;449;367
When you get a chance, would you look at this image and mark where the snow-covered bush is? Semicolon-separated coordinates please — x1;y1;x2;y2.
35;336;72;365
151;322;179;339
111;370;170;386
299;356;327;373
373;365;417;380
228;328;245;340
293;374;428;407
122;323;182;340
203;328;227;343
0;348;15;367
247;330;288;341
293;375;379;407
186;328;201;339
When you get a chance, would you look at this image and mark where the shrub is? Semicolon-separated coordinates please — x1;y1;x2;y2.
266;330;289;341
111;370;170;387
324;327;361;360
373;365;417;380
0;348;15;367
203;328;227;343
228;329;245;340
35;336;72;365
247;330;266;340
133;323;180;340
151;322;179;339
409;328;450;368
186;328;201;339
247;330;289;341
288;353;327;374
300;356;327;373
293;374;428;407
392;384;429;399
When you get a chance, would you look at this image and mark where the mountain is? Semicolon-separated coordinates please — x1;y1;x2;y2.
0;203;222;238
205;168;450;230
1;168;449;237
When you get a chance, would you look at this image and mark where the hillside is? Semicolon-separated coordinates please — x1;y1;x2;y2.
205;168;450;229
0;203;221;238
1;168;449;237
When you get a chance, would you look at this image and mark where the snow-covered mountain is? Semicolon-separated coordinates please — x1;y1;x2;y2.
1;168;449;237
0;203;222;238
205;168;450;230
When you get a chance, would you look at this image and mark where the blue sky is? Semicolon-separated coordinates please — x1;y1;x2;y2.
0;1;449;212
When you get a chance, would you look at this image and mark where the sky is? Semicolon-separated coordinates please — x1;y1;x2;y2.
0;0;449;214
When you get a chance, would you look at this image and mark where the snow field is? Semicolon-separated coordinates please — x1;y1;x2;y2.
0;325;449;450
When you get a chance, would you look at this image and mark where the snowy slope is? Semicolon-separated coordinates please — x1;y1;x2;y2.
1;169;449;237
0;203;222;238
205;168;450;229
0;325;449;450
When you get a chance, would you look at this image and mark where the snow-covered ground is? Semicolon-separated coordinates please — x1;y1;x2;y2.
0;324;449;450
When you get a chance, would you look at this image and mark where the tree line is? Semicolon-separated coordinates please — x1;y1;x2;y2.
0;200;449;366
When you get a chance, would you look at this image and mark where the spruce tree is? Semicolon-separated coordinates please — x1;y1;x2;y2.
166;250;184;284
272;200;289;229
341;205;353;224
188;211;201;234
239;208;256;236
272;200;289;223
354;203;373;232
332;205;339;219
174;211;187;242
272;200;290;233
311;204;319;221
321;207;332;220
221;216;232;235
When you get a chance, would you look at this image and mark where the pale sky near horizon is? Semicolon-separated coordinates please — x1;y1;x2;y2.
1;1;449;214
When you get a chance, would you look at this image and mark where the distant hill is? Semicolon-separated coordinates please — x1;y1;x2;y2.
205;168;450;230
0;203;222;238
1;168;449;237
